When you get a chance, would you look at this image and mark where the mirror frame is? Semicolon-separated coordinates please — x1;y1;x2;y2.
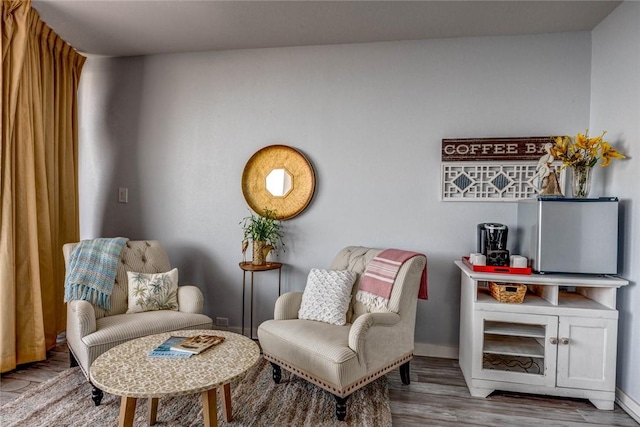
241;145;316;220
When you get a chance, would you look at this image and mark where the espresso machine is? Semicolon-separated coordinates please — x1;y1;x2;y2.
477;223;509;266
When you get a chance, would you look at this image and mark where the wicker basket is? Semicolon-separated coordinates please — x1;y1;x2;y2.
489;281;527;304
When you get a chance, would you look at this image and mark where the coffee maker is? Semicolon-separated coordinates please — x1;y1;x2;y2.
477;223;509;266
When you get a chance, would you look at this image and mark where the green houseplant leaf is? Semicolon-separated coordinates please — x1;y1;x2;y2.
240;208;284;253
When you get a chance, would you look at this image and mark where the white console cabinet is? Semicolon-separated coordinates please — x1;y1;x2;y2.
456;260;629;410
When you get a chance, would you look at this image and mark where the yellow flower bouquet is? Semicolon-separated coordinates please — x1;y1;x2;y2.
551;130;625;168
550;130;625;198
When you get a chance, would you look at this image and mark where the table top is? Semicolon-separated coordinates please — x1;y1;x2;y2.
239;261;283;272
89;330;260;398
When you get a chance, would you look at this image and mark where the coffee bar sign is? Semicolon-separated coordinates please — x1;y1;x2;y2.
440;136;559;201
442;137;554;161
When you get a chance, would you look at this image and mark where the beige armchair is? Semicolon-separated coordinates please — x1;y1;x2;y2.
258;246;427;421
63;240;213;405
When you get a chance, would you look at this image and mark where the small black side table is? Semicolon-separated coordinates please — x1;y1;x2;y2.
239;262;283;339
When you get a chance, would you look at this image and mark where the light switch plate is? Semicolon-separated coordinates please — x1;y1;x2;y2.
118;187;128;203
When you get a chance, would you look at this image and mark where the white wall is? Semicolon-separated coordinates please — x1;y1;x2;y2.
78;32;592;351
591;1;640;414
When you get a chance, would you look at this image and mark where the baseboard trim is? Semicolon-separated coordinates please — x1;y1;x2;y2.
616;387;640;423
215;328;462;360
414;342;459;359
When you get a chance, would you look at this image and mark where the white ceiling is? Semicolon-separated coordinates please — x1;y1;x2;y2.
31;1;621;57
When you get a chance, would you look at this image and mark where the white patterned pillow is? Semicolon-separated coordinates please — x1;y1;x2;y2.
298;268;357;326
126;268;179;313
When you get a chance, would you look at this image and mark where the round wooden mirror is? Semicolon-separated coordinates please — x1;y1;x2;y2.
241;145;315;220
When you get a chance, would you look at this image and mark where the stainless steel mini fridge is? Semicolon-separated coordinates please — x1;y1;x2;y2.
517;197;619;274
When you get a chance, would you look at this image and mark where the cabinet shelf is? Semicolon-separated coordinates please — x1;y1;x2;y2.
483;335;545;358
484;321;545;339
476;287;615;315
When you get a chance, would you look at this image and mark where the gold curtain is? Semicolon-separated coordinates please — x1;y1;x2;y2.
1;0;86;373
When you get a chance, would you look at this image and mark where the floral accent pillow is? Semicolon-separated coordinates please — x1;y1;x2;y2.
126;268;179;313
298;268;357;326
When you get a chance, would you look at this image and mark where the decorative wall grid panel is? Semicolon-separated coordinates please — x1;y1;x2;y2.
440;137;565;202
441;161;565;201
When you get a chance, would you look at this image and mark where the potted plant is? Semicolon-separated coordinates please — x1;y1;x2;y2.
240;208;284;265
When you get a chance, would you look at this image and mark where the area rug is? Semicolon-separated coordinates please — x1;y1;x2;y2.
0;358;391;426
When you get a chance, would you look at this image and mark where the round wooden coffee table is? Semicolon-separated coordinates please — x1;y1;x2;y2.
90;330;260;427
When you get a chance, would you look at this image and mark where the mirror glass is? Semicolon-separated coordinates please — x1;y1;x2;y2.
266;168;293;197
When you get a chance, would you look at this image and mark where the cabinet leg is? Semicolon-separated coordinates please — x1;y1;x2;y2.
589;398;614;410
467;386;494;398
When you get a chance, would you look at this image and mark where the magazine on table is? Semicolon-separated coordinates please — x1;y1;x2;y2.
169;334;225;354
148;336;193;358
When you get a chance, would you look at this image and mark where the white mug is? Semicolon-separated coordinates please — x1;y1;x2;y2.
469;253;481;264
511;255;528;268
475;254;487;266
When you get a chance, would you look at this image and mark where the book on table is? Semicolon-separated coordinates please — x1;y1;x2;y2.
148;335;225;358
148;336;193;358
169;334;225;354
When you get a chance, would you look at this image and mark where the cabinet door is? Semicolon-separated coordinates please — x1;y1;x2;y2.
474;311;557;387
556;316;617;391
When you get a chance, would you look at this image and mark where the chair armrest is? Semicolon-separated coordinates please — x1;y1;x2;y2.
348;312;401;354
67;300;97;338
177;285;204;314
274;292;303;320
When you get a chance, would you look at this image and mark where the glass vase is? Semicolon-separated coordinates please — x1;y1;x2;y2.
571;165;593;198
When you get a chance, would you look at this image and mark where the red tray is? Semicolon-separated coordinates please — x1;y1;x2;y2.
462;256;531;275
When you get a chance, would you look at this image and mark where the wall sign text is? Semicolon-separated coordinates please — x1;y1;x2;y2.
441;137;555;161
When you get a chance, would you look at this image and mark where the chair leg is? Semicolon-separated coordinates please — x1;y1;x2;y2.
334;395;349;421
270;362;281;384
68;349;78;368
92;386;104;406
400;361;410;385
68;347;102;405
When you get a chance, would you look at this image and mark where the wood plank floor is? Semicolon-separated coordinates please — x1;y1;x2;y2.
2;343;638;426
388;356;638;426
0;341;70;405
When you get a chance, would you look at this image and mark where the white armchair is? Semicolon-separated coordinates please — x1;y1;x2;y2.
63;240;213;405
258;246;427;421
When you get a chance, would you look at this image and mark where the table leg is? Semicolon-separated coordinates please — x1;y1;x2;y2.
242;271;246;337
118;396;137;427
221;383;232;421
202;388;218;427
148;398;159;426
250;271;254;339
278;267;282;296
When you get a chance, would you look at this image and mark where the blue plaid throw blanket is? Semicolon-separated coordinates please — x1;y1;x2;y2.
64;237;129;310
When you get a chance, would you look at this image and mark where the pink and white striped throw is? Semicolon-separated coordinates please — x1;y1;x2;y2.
356;249;428;310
